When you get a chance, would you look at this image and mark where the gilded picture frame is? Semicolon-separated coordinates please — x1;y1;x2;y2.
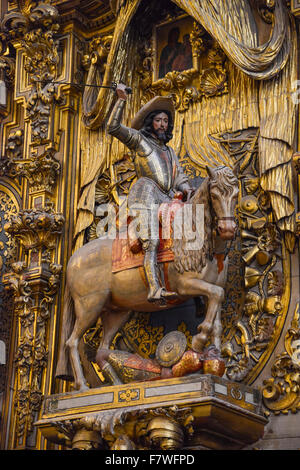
153;15;195;81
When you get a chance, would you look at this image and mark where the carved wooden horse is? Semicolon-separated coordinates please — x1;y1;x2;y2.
56;166;239;390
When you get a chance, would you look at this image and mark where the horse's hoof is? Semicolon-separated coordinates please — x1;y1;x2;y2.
191;334;205;353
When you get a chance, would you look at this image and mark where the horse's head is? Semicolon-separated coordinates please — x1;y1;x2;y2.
206;165;239;241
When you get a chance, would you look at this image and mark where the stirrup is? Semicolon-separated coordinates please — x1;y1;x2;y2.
148;287;179;304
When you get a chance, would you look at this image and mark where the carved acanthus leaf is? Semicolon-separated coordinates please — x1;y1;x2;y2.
4;207;64;251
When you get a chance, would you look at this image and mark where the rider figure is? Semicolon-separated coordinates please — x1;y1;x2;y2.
107;83;193;304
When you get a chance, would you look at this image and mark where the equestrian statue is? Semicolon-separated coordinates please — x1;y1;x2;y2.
55;84;239;391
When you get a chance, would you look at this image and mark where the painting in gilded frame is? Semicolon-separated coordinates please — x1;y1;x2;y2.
153;15;195;81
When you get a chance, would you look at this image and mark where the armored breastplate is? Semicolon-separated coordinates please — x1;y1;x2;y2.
134;137;174;193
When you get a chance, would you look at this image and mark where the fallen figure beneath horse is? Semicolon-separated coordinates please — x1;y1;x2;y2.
95;332;226;386
55;165;239;391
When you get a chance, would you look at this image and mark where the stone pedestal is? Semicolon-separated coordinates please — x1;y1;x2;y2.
35;374;267;450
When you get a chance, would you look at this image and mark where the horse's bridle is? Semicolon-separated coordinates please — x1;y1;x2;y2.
207;181;237;226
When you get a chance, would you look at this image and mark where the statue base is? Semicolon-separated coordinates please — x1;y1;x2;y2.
36;374;267;450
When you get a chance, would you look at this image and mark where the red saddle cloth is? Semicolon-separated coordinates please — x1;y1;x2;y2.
112;236;174;274
112;194;184;274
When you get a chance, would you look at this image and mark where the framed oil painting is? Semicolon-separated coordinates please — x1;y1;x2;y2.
153;15;195;81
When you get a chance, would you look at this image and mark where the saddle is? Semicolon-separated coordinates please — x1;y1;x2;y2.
112;193;184;274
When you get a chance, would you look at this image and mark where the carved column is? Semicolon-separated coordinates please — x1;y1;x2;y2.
1;1;65;449
0;0;87;449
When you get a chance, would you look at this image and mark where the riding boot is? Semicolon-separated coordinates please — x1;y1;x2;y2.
142;238;178;304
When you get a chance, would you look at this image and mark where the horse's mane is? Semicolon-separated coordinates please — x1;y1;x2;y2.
173;166;237;274
173;177;212;274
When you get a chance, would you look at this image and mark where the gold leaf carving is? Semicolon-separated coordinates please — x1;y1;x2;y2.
138;22;228;113
262;304;300;416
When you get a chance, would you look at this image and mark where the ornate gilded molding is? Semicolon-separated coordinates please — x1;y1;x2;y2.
291;0;300;16
38;374;267;450
6;129;24;159
0;189;19;396
0;3;64;447
293;154;300;238
207;129;291;384
81;34;113;73
151;68;199;113
0;9;16;110
262;304;300;416
53;405;194;450
0;147;61;198
2;1;61;145
257;0;275;23
4;206;64;251
0;129;24;178
3;259;62;440
0;149;61;195
293;152;300;174
136;406;194;450
0;32;15;97
17;150;60;195
296;212;300;238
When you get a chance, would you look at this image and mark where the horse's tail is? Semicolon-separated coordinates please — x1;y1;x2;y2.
55;281;75;381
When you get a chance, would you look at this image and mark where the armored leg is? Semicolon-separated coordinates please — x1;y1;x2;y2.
142;238;178;304
129;203;178;304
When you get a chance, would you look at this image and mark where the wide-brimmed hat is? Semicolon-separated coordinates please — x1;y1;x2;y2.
131;96;175;130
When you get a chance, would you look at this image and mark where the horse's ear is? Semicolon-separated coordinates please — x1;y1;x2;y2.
206;166;216;179
233;162;240;178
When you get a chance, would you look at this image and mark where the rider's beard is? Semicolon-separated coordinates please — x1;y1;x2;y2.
153;128;167;143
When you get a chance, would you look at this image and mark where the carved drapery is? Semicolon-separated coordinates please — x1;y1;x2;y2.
76;0;297;250
75;0;143;247
172;0;291;79
82;0;141;130
75;0;296;250
172;0;297;248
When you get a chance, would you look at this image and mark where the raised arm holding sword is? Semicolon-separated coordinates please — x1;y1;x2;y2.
107;83;194;304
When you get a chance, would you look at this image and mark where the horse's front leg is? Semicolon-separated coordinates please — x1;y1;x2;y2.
211;263;229;352
177;276;224;352
211;309;222;351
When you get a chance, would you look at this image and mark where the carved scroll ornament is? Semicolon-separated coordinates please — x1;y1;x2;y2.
2;1;61;144
262;304;300;416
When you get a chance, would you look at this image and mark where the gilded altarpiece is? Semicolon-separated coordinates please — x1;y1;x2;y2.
0;0;299;451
